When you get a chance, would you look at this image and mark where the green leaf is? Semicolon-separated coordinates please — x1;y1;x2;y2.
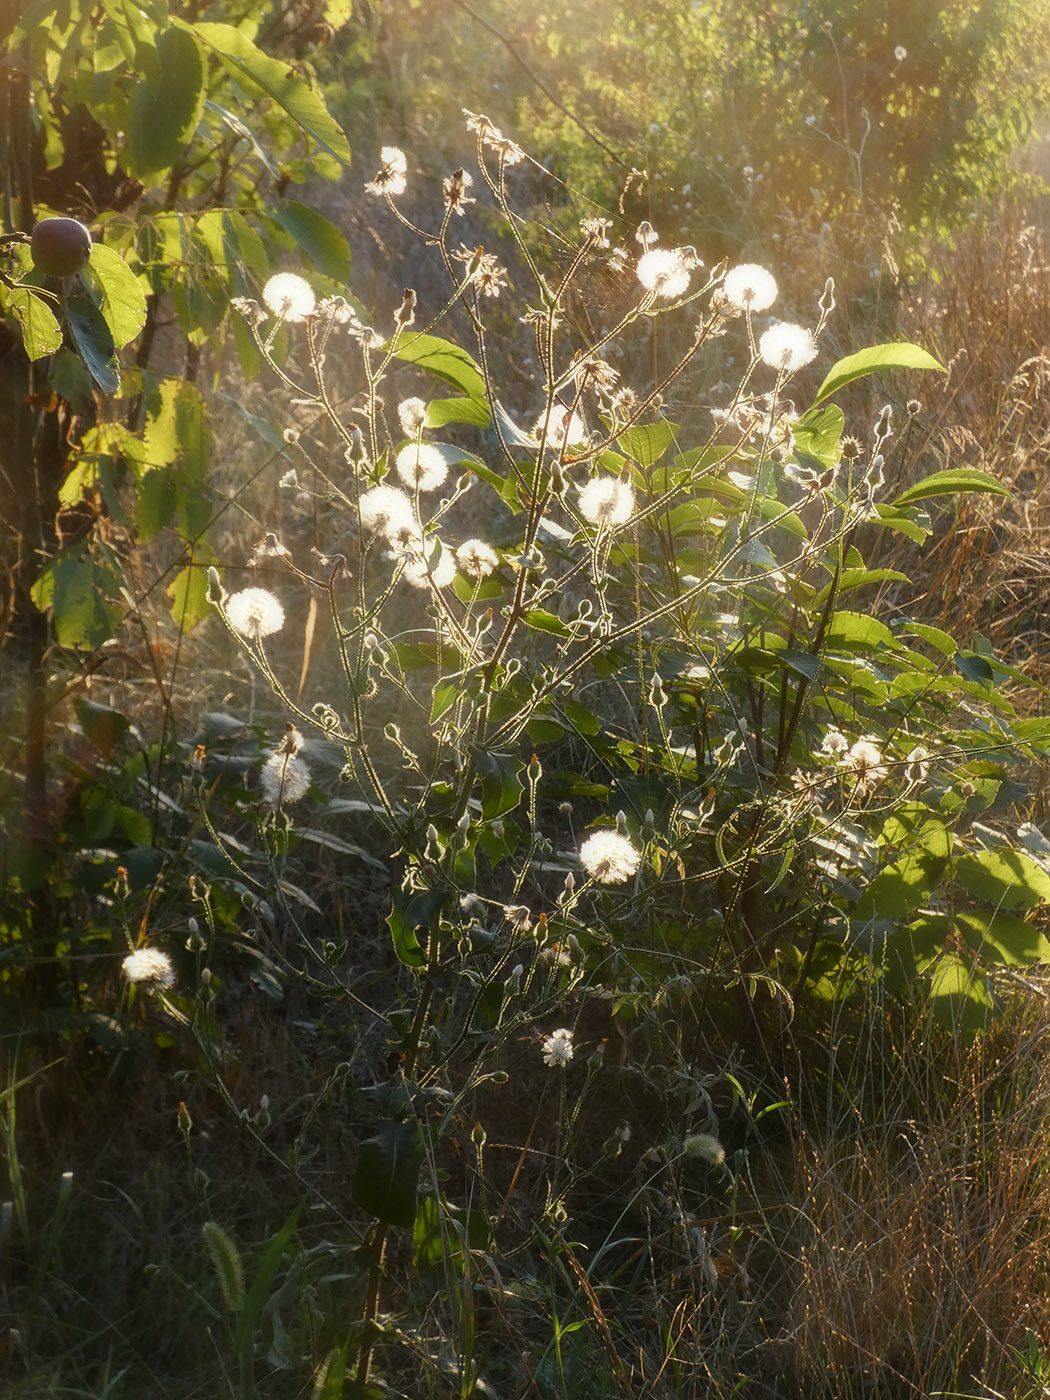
75;698;130;754
390;331;487;400
617;421;677;467
425;396;491;428
271;201;351;282
853;822;950;921
791;403;844;466
956;651;995;687
473;747;524;819
4;286;62;359
955;910;1050;967
233;1202;303;1362
956;848;1050;911
386;885;447;967
523;609;571;637
50;348;95;408
168;551;214;630
929;954;994;1038
825;610;895;652
30;548;123;648
66;295;120;393
813;343;947;405
127;26;205;182
84;244;147;348
189;21;351;164
903;622;957;657
893;468;1009;506
351;1121;424;1228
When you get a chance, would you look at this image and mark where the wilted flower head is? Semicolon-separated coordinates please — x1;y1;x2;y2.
122;947;175;988
396;443;449;492
905;745;931;784
456;538;499;578
819;728;849;759
451;244;509;299
579;830;641;884
541;1027;575;1068
571;354;620;393
579;476;635;528
683;1133;726;1166
637;247;694;300
359;484;416;540
844;736;886;790
365;145;408;196
443;167;475;215
260;748;311;805
462;109;524;164
758;322;818;372
225;587;285;640
723;263;778;312
504;904;532;932
580;216;612;248
263;273;316;322
397;397;428;435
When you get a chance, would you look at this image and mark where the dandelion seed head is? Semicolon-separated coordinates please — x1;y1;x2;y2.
758;322;818;372
894;44;907;62
579;830;641;884
456;538;499;578
365;145;408;196
396;443;449;492
262;273;316;322
225;588;285;640
397;397;428;435
400;539;456;590
359;485;416;540
578;476;635;528
723;263;779;312
541;1027;575;1068
636;247;693;299
260;749;311;806
819;728;849;759
846;737;886;789
534;406;588;451
122;947;175;987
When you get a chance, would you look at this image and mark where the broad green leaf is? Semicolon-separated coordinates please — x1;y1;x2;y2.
84;244;147;347
956;651;995;687
413;1194;490;1268
426;396;491;428
955;910;1050;967
903;622;957;656
66;295;120;392
175;381;212;483
386;885;447;967
813;567;908;605
870;502;931;543
791;403;844;465
30;548;123;648
50;348;95;408
473;747;524;819
956;848;1050;911
853;822;950;920
929;953;994;1038
825;610;895;652
313;1343;349;1400
813;343;947;405
523;609;571;637
391;331;487;400
618;421;677;468
351;1121;423;1228
189;22;351;164
127;26;205;181
894;468;1009;507
75;698;130;754
4;286;62;359
167;553;213;629
271;201;351;282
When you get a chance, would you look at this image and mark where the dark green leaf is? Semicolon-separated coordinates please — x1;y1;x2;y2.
30;548;122;648
473;747;524;819
75;698;130;754
386;886;447;968
127;26;206;182
66;295;120;392
351;1121;423;1227
233;1202;303;1360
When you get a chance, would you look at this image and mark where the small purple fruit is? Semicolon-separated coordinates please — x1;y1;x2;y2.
30;217;92;278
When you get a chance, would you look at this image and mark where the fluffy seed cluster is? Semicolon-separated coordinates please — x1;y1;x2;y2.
260;749;311;806
225;588;285;641
396;443;449;492
579;830;641;884
541;1027;575;1068
723;263;778;312
364;145;408;196
456;538;499;578
262;273;316;322
683;1133;726;1166
758;322;818;372
579;476;635;528
535;407;588;451
636;247;694;300
359;485;416;540
397;397;428;434
122;947;175;987
401;540;456;590
844;737;886;790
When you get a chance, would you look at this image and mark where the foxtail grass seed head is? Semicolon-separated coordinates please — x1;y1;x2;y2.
456;538;499;578
541;1027;575;1068
397;397;428;435
262;272;316;322
759;322;818;372
683;1133;726;1166
260;749;311;806
359;484;416;540
579;830;641;884
723;263;778;312
579;476;635;528
364;145;407;196
122;947;175;987
225;587;285;640
636;247;693;299
396;443;449;492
